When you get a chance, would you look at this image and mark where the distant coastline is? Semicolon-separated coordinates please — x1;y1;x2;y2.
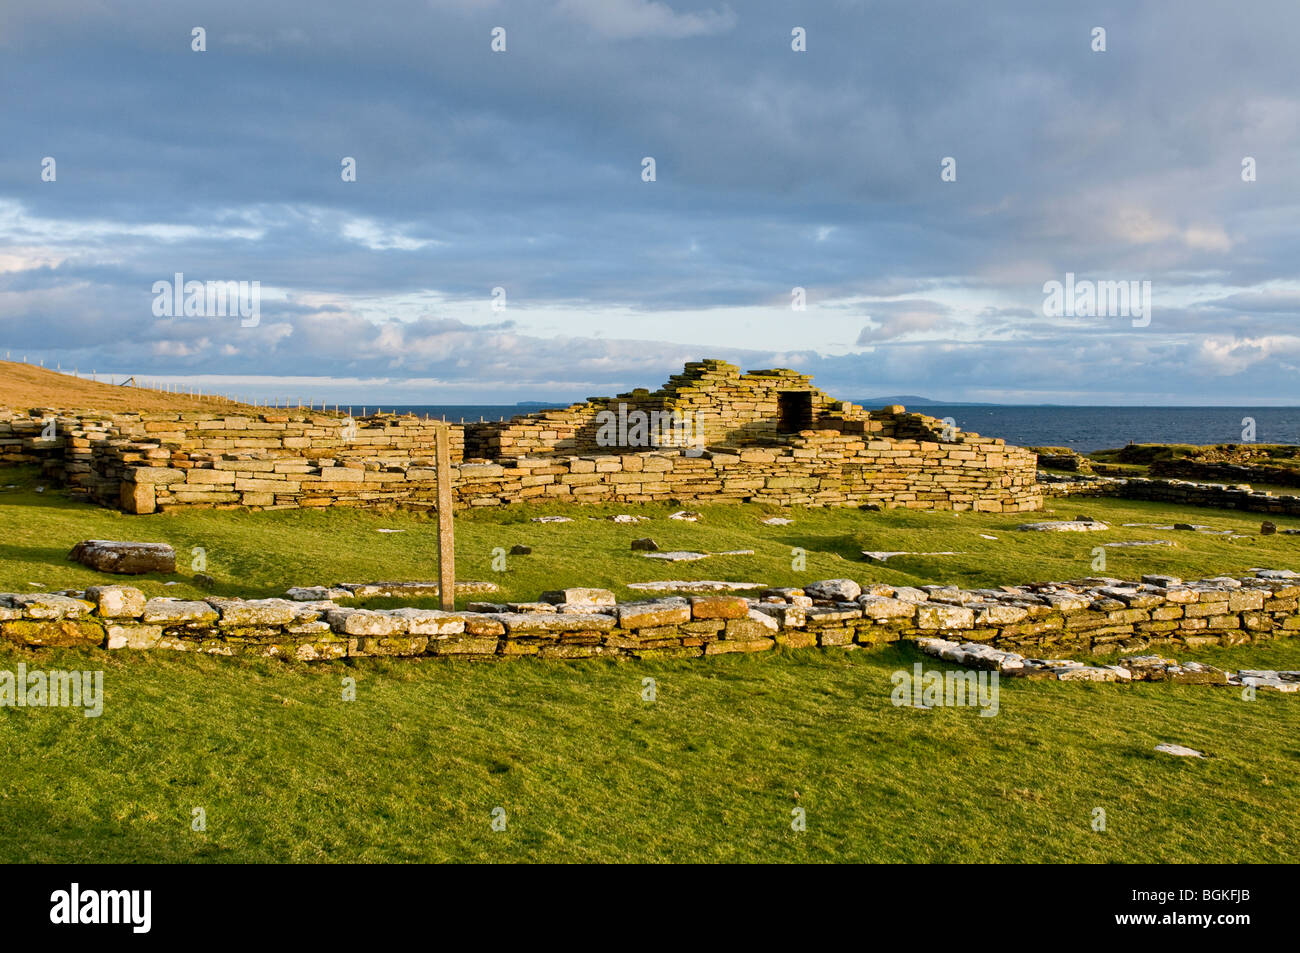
380;403;1300;453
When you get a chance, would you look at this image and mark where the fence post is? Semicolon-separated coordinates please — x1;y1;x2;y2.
435;424;455;611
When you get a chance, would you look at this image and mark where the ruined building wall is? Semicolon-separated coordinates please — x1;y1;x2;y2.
0;406;1041;514
3;571;1295;664
465;359;874;458
0;360;1043;514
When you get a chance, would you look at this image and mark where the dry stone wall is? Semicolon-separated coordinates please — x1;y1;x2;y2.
1041;472;1300;516
0;393;1043;515
1148;459;1300;488
3;570;1297;663
465;360;876;457
115;428;1039;514
1;408;467;512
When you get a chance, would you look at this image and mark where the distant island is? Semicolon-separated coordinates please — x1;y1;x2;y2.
856;395;1001;407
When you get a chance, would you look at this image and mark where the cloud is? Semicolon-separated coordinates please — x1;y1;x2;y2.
2;1;1300;402
340;219;443;252
1202;289;1300;313
554;0;736;39
854;300;955;344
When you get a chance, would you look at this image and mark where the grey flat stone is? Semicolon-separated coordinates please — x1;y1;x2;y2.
1154;744;1204;758
626;580;766;592
69;539;176;575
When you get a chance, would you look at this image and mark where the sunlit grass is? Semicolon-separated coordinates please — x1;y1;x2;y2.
2;640;1296;863
2;465;1298;863
2;466;1297;607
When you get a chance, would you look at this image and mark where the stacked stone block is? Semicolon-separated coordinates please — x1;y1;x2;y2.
3;571;1297;662
3;399;1042;513
1042;473;1300;517
465;360;876;457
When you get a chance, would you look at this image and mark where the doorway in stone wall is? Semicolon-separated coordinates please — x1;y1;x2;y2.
777;391;812;433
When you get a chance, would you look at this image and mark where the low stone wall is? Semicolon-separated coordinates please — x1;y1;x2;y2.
1149;459;1300;488
4;570;1297;662
0;408;467;511
1041;473;1300;516
116;431;1040;513
0;407;1042;514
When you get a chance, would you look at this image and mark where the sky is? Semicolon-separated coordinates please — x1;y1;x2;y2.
2;0;1299;405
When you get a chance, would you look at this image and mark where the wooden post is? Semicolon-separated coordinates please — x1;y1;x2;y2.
435;424;455;611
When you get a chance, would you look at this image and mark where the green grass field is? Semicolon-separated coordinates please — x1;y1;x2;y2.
2;465;1298;606
2;465;1298;863
3;640;1298;863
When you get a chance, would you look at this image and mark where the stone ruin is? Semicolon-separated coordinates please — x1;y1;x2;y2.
467;359;901;456
2;570;1297;677
0;360;1042;514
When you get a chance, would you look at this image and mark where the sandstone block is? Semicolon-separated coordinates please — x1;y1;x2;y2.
106;623;163;649
429;636;500;655
617;600;690;629
723;618;776;641
70;540;176;575
495;612;616;634
13;593;96;619
858;596;917;621
120;482;156;514
142;599;220;625
689;596;749;619
213;598;300;627
540;588;616;607
2;619;104;647
464;617;507;637
85;585;146;619
752;603;806;627
328;608;409;636
705;637;774;655
1228;590;1265;612
916;604;975;630
388;608;466;636
804;578;862;601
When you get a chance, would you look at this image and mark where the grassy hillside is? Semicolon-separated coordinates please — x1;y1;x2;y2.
0;359;254;413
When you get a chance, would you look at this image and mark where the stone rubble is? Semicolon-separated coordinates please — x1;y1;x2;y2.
1043;471;1300;519
68;540;176;575
1015;520;1109;532
626;580;767;592
914;639;1294;691
2;569;1299;667
284;581;498;601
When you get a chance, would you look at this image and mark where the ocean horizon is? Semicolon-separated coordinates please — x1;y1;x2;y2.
373;403;1300;453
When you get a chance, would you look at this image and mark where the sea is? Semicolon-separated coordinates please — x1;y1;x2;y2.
381;404;1300;454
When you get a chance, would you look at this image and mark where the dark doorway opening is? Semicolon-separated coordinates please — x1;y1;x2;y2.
777;391;813;433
